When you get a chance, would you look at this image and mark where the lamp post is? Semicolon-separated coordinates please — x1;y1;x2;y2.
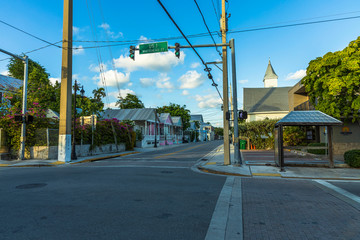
71;80;85;160
154;110;157;148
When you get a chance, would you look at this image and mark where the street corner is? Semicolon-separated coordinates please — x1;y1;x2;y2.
70;151;141;165
249;165;282;177
197;163;252;177
280;166;360;180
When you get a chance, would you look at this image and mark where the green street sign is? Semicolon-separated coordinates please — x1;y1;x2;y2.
139;42;168;54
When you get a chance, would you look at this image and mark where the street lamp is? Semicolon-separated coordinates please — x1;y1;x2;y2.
154;109;157;148
71;80;85;160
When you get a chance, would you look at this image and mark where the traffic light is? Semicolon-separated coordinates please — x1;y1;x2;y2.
239;110;248;120
129;45;135;61
26;115;34;124
14;115;22;122
175;43;180;58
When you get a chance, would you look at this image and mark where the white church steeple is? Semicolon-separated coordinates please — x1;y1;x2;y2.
263;59;278;88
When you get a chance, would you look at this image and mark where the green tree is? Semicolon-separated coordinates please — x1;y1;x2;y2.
78;87;106;116
214;127;224;137
302;36;360;122
7;57;60;113
157;103;191;130
116;93;144;109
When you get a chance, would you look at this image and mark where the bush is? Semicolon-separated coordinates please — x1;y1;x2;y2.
239;119;278;149
307;142;326;155
283;126;307;146
344;150;360;168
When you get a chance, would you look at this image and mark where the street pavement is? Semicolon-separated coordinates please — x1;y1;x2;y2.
1;141;360;239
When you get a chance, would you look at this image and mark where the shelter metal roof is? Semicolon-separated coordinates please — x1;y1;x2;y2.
275;110;343;127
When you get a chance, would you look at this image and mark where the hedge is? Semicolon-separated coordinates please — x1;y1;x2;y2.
344;150;360;168
307;142;326;155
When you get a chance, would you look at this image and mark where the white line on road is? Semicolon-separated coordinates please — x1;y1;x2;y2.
314;180;360;210
205;176;243;240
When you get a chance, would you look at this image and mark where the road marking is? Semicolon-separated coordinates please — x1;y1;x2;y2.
71;165;189;169
153;144;203;159
314;180;360;210
252;173;281;177
206;162;217;165
205;176;243;240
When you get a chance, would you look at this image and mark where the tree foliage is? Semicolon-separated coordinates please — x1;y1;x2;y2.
302;36;360;121
116;93;144;109
7;57;60;113
156;103;191;130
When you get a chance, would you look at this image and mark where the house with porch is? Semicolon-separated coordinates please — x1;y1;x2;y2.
159;113;174;145
171;116;183;144
103;108;160;148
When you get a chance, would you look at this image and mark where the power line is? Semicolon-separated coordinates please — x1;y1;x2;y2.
85;0;111;109
229;15;360;34
0;40;63;62
0;19;62;48
157;0;223;101
194;0;222;57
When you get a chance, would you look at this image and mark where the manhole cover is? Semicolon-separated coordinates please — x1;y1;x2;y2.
16;183;47;189
161;170;173;174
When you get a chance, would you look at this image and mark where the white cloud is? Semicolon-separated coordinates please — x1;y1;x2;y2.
191;62;201;69
98;23;123;39
95;70;130;88
182;90;189;96
73;26;80;35
195;93;222;108
140;78;155;87
114;49;185;72
286;69;306;80
73;45;84;55
1;70;9;76
89;63;107;72
239;79;248;84
178;70;205;89
127;82;133;87
99;23;110;30
104;102;118;109
49;77;60;85
156;74;174;90
108;89;136;99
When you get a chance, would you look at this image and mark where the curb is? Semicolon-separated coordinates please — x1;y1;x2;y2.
197;166;252;177
70;151;140;164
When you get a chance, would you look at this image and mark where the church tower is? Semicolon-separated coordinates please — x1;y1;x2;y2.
263;59;278;88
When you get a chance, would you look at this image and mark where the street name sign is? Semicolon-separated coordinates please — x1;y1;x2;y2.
139;42;168;54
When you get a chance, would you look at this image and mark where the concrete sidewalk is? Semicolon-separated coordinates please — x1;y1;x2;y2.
197;145;360;180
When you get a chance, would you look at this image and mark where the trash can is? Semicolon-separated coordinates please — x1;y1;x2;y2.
240;140;247;150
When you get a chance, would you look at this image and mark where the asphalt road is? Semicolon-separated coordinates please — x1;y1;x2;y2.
0;141;225;240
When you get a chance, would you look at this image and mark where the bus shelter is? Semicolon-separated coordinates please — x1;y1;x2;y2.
274;111;342;171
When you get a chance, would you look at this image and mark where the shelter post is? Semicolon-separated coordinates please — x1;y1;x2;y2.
327;126;334;168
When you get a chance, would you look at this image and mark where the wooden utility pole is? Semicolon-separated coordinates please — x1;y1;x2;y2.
221;0;230;165
58;0;73;162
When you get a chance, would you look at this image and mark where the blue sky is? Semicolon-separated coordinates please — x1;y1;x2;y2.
1;0;360;127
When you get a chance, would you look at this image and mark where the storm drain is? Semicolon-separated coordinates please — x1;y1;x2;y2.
16;183;47;189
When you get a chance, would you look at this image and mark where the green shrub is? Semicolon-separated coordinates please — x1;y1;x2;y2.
344;150;360;168
307;142;326;155
283;126;307;146
239;119;278;149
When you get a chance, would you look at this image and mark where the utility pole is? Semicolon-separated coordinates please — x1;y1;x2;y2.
58;0;73;162
230;38;241;164
221;0;231;165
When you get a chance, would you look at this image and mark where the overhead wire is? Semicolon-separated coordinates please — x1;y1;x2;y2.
96;0;122;95
0;19;62;49
194;0;222;57
85;0;111;109
157;0;223;101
